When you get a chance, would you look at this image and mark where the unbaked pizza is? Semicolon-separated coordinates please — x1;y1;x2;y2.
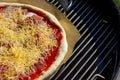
0;3;68;80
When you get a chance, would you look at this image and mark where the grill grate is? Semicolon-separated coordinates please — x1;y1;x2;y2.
46;0;119;80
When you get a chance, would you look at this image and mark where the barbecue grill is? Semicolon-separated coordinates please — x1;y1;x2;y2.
46;0;120;80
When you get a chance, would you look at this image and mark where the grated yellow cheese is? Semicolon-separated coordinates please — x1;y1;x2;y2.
0;6;57;79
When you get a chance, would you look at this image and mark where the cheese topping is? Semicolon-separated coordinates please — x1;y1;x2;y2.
0;6;58;79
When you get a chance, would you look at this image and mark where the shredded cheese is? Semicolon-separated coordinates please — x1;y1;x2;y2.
0;6;57;79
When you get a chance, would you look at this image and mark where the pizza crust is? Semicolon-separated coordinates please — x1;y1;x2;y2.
0;2;68;80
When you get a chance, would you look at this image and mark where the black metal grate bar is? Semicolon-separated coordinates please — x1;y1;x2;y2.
70;26;114;80
54;22;104;79
72;14;102;55
66;0;84;17
63;24;108;79
68;1;89;21
47;0;64;12
84;36;117;80
87;41;117;80
46;0;118;80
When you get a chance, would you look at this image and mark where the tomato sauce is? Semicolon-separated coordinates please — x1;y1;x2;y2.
23;7;63;80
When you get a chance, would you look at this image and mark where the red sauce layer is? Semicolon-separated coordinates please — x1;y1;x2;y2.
21;7;63;79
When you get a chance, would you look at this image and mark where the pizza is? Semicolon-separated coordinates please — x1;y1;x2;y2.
0;2;68;80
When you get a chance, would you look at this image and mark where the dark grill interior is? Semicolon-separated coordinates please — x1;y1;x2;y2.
46;0;119;80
